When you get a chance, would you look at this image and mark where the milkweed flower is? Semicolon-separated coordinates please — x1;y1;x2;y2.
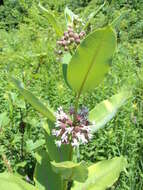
55;25;86;56
52;106;92;147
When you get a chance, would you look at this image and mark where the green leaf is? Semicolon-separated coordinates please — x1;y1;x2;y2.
67;26;117;94
71;156;127;190
110;10;129;28
61;53;72;65
0;173;35;190
6;92;26;109
0;112;10;128
64;7;74;25
51;161;88;182
39;3;62;36
9;76;55;122
34;150;63;190
26;139;45;152
0;112;9;127
138;67;143;82
62;53;72;88
83;1;106;30
43;121;72;162
64;7;79;26
89;90;131;132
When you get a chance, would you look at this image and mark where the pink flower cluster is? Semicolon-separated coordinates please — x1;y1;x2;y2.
52;106;92;147
55;25;86;55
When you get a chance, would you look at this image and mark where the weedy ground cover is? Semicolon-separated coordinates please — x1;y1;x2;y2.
0;0;143;189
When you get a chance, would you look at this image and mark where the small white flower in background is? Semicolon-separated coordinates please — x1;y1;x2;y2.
55;140;62;147
52;106;93;148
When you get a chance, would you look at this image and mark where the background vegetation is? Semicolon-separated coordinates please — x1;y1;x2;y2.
0;0;142;189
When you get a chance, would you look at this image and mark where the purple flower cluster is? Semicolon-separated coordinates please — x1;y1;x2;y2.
55;26;86;55
52;106;92;147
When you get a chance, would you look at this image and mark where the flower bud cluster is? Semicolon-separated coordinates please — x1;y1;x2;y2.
55;26;86;55
52;106;92;147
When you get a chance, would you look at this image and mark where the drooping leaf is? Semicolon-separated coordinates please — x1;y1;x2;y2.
34;150;63;190
10;76;55;122
71;156;127;190
0;173;35;190
110;10;129;28
83;1;106;30
51;161;88;182
43;121;72;162
89;90;131;132
38;3;62;36
67;26;117;94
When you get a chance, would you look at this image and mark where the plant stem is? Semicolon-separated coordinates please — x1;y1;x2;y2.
63;180;68;190
19;109;25;160
73;93;80;123
2;154;12;173
69;145;73;161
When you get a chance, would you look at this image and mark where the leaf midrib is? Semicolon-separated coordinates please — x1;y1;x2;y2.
77;29;107;96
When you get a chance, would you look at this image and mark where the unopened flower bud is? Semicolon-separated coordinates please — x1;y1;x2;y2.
70;37;74;42
57;41;62;45
68;24;72;28
73;33;79;39
64;46;68;51
79;31;86;38
79;33;84;38
64;31;68;36
81;31;86;35
75;38;80;44
67;40;71;45
68;26;73;33
62;40;67;46
69;31;74;37
64;34;69;40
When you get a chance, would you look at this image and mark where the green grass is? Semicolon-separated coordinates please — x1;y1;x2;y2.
0;0;143;189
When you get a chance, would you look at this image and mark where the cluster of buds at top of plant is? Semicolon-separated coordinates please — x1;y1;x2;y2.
55;26;86;56
52;106;92;147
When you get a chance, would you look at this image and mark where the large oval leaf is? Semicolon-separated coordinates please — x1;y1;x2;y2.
89;90;131;132
67;26;117;94
51;161;88;182
71;156;127;190
0;173;35;190
34;150;63;190
10;76;55;122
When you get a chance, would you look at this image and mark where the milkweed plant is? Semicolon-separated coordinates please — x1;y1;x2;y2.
0;3;131;190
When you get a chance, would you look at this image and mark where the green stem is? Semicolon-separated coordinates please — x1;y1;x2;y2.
69;145;73;160
63;181;68;190
73;93;80;123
